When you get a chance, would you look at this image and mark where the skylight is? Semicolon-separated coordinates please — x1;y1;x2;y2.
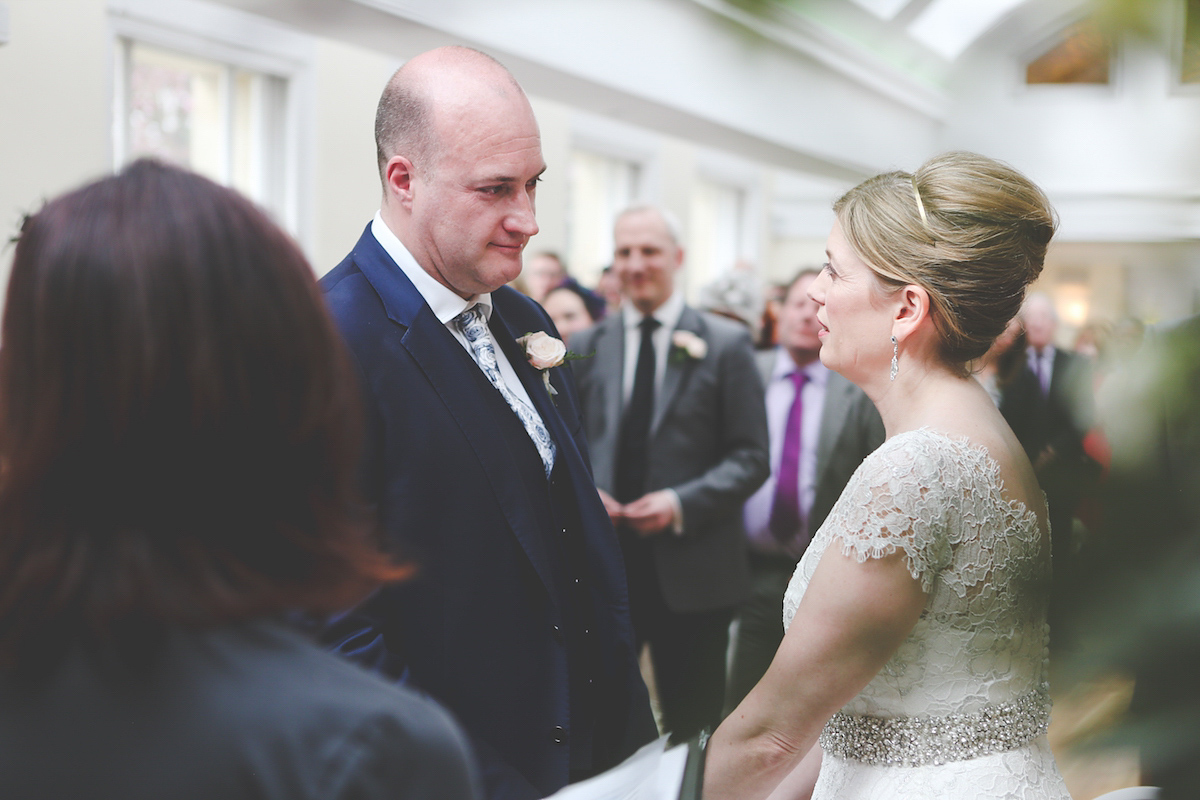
907;0;1027;60
845;0;912;20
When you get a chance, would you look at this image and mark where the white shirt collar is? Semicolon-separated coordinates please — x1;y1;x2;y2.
371;211;493;323
622;290;685;333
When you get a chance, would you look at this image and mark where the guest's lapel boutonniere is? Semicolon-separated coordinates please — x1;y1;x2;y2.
516;331;591;398
670;330;708;363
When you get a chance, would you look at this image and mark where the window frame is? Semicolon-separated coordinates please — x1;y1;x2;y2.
108;0;315;249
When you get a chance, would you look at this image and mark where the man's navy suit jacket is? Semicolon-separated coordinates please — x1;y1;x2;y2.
319;226;655;800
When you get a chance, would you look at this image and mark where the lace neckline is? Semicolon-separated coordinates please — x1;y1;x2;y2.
885;427;1044;537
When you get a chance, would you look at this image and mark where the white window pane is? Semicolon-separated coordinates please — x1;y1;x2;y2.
126;41;226;181
567;150;640;286
689;180;745;296
119;39;290;226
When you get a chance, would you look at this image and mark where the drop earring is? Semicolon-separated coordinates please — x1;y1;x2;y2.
890;336;899;381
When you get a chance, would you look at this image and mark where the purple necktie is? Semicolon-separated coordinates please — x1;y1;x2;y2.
769;370;808;543
1031;350;1050;396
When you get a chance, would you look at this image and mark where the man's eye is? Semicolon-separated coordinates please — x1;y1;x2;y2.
479;185;504;196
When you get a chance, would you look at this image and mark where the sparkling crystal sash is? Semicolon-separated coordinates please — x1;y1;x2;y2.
819;689;1050;767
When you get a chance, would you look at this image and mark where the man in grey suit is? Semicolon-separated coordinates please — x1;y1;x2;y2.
724;269;884;713
570;205;769;743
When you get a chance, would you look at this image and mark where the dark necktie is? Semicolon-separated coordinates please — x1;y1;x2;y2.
614;316;660;503
1031;350;1050;396
769;369;808;543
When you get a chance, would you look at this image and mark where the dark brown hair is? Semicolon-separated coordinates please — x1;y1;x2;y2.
0;160;408;673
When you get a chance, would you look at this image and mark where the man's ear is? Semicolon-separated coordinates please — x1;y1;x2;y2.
892;283;932;343
384;156;417;211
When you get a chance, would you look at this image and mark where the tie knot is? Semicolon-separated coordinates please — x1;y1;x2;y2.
455;305;483;326
639;316;661;333
455;305;488;339
790;369;808;391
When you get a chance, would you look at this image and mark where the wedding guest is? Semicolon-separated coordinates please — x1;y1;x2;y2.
1018;292;1097;568
524;251;606;320
724;269;883;715
972;316;1044;459
595;264;623;316
544;283;597;341
571;205;769;745
524;251;569;303
0;159;479;800
705;152;1071;799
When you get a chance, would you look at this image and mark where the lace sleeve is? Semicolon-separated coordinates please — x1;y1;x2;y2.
829;436;955;593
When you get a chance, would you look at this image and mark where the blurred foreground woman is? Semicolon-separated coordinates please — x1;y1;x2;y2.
0;160;478;800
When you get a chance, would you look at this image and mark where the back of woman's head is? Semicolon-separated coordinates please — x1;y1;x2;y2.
834;151;1057;368
0;160;405;672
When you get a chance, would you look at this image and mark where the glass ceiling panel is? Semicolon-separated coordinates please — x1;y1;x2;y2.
907;0;1027;60
845;0;912;20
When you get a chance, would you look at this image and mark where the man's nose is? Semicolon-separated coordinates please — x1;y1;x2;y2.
505;192;539;237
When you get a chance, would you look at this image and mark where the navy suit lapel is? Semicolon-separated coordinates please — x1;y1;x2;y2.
491;305;590;480
351;232;557;601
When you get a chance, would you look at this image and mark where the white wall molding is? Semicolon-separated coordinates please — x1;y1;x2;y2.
1053;192;1200;242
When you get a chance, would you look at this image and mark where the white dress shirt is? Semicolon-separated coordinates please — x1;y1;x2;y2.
742;349;829;559
620;291;686;404
371;212;540;416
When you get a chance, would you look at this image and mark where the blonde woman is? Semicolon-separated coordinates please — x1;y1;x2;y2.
705;152;1071;800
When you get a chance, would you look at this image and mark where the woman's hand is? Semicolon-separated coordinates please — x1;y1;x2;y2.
703;543;926;800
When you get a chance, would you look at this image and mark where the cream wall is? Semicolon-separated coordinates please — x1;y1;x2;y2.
0;0;113;293
309;39;396;274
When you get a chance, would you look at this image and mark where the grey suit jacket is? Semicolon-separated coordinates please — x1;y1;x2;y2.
570;306;770;613
752;349;884;542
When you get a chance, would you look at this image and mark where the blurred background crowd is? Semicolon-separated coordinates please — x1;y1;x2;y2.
2;0;1199;798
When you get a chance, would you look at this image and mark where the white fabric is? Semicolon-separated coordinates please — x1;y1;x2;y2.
783;428;1071;799
370;213;538;415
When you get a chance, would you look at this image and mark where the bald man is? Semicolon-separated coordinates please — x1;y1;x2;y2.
319;47;655;800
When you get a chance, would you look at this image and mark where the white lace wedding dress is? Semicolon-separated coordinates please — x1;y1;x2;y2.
783;428;1071;799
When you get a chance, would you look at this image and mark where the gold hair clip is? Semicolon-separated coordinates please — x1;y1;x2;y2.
911;176;928;227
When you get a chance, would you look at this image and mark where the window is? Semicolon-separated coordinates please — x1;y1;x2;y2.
566;149;641;286
116;40;289;212
1025;18;1111;85
109;0;313;243
688;179;748;295
1184;0;1200;83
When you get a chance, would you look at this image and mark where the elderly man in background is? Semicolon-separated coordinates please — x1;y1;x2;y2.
569;205;769;744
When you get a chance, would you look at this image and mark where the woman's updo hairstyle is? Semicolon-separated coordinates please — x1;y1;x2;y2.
834;151;1057;370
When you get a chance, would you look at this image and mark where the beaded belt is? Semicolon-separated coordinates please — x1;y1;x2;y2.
819;690;1050;767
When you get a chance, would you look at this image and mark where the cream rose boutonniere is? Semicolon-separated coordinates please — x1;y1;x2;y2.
517;331;591;397
671;330;708;362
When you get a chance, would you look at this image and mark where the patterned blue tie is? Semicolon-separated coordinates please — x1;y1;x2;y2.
455;306;556;478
